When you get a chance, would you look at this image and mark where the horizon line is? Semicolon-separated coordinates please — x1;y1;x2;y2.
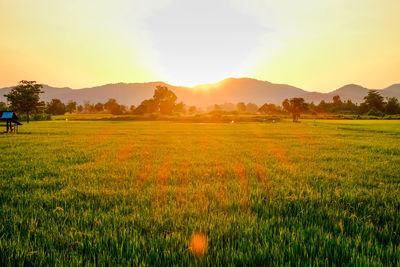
1;76;399;94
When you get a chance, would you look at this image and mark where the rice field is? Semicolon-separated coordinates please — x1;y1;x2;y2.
0;120;399;265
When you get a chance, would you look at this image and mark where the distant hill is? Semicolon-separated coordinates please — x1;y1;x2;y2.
302;84;400;104
191;78;306;106
1;78;399;106
302;84;370;104
382;84;400;96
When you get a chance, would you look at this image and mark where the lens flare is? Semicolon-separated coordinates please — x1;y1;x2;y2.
189;232;208;257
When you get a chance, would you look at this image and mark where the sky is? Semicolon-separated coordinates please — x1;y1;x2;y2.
0;0;399;92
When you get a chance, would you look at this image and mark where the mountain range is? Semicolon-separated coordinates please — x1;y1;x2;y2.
1;78;399;107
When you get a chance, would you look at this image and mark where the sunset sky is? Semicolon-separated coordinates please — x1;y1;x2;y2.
0;0;399;92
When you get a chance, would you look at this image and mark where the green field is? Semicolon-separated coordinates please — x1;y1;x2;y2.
1;120;400;265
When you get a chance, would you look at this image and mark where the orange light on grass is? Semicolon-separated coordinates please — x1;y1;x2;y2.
189;232;208;257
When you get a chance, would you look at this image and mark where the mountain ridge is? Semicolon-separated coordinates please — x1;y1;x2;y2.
1;78;399;106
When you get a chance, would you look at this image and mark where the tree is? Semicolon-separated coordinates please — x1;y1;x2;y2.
174;101;186;113
77;105;84;113
236;102;246;112
220;102;235;111
4;80;44;123
94;102;104;112
213;104;222;111
120;105;127;114
83;101;95;113
65;101;77;113
246;102;258;113
188;106;197;114
332;95;342;105
133;86;183;115
104;98;123;115
362;90;385;113
258;103;280;114
385;97;400;115
46;99;66;115
343;100;359;114
134;99;158;114
0;101;7;111
282;98;308;122
367;107;384;117
153;86;177;114
359;102;369;114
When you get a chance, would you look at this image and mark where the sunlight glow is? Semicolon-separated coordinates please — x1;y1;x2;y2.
189;233;208;256
144;0;266;87
0;0;399;90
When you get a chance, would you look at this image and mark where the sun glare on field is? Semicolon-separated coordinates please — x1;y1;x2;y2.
189;233;208;257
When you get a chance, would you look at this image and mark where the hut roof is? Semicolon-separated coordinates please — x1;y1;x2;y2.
0;111;18;120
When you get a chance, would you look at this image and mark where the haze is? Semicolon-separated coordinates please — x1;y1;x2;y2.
0;0;399;91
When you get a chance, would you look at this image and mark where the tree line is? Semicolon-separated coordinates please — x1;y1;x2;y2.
280;91;400;121
43;86;193;115
2;80;400;122
1;82;196;121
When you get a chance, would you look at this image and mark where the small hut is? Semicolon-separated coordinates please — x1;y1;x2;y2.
0;111;22;133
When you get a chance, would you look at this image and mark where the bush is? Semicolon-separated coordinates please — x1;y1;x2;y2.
19;113;51;121
367;108;384;117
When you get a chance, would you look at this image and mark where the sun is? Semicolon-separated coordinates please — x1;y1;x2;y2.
144;0;265;88
163;64;237;87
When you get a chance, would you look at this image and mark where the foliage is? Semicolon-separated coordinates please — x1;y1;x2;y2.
134;86;181;115
0;101;7;111
282;97;308;122
173;101;186;113
65;101;77;113
363;90;385;112
46;98;66;115
213;104;222;111
332;95;341;104
367;107;384;117
153;85;178;114
3;80;44;123
385;97;400;115
77;105;84;113
135;99;158;115
258;103;281;114
188;106;197;114
94;102;104;112
104;98;124;115
7;83;400;119
234;102;258;112
246;102;258;112
316;96;358;114
236;102;246;112
0;120;399;265
19;113;51;121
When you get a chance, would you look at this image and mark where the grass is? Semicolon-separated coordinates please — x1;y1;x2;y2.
0;120;399;265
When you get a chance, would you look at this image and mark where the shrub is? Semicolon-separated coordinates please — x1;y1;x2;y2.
367;108;384;117
19;113;51;121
